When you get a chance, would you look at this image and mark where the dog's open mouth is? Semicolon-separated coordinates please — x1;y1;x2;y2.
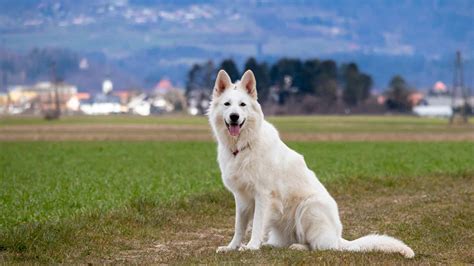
225;119;245;137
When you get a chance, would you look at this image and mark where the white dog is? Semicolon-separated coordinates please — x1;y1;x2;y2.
208;69;414;258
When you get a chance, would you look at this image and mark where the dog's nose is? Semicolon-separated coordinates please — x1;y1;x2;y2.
230;113;240;123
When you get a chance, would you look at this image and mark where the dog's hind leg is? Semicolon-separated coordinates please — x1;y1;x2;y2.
296;196;342;251
264;228;289;248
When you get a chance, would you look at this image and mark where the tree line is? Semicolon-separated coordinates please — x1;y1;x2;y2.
186;57;414;113
186;57;373;110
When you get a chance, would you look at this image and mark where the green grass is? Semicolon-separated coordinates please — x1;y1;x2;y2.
0;141;473;263
0;115;473;263
0;142;219;228
269;115;474;133
1;142;472;229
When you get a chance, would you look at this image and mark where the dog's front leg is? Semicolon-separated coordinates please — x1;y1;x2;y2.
216;193;253;253
240;194;269;251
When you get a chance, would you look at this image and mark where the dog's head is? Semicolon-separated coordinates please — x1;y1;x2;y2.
208;69;262;139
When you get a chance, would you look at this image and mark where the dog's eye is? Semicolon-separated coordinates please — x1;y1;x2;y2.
224;102;230;106
240;102;246;107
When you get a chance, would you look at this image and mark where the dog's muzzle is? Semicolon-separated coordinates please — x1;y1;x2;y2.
225;119;245;137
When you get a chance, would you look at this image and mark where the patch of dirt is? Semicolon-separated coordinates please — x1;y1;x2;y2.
0;124;212;141
1;124;473;141
105;223;234;263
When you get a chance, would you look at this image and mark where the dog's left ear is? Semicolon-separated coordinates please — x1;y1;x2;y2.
241;70;257;99
213;70;232;98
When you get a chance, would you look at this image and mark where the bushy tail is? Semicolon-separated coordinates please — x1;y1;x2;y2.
340;234;415;258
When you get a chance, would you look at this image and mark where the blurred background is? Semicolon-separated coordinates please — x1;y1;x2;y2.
0;0;472;118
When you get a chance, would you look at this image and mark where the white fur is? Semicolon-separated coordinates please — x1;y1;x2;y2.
208;70;415;258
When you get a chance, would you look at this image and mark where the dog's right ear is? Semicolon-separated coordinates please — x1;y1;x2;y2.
213;70;232;97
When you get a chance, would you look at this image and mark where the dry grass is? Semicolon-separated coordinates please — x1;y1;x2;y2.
135;175;473;264
136;175;472;264
1;115;473;141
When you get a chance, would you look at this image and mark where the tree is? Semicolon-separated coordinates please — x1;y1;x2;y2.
270;58;303;89
186;63;201;96
244;57;270;101
269;58;303;105
219;59;240;82
341;62;372;106
300;59;338;106
385;75;411;112
359;73;372;101
185;60;215;96
320;60;338;80
301;59;321;95
318;79;338;103
317;60;339;103
185;61;215;114
1;59;15;91
26;48;78;80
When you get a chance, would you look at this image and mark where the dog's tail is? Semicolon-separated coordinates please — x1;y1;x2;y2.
339;234;414;258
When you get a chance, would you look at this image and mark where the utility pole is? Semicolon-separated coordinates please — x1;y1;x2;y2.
44;61;61;120
450;51;468;124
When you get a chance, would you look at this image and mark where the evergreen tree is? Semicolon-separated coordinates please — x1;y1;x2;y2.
301;59;321;95
342;62;372;106
385;75;411;111
185;60;215;95
270;58;303;89
244;57;270;101
219;59;240;82
185;63;201;96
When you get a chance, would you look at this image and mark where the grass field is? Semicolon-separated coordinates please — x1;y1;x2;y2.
0;115;473;263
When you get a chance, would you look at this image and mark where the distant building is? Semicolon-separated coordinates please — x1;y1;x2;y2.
187;89;210;115
413;81;472;117
432;81;448;95
102;79;113;94
408;91;424;107
80;93;121;115
154;79;173;94
128;93;151;116
6;82;78;115
124;79;186;116
0;93;8;114
413;95;454;118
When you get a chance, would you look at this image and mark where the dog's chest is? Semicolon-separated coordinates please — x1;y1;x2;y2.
219;152;259;193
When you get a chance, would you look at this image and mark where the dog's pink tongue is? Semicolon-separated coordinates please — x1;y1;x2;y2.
229;125;240;136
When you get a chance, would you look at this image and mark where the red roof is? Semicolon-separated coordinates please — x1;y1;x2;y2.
76;92;90;100
155;79;173;92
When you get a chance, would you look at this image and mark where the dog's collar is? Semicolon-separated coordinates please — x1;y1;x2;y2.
231;144;249;157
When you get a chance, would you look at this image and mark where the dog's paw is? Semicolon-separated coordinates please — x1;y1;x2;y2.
238;243;261;251
289;243;310;251
216;245;237;253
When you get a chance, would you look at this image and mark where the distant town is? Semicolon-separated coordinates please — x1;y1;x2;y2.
0;53;472;120
0;78;186;117
0;75;472;119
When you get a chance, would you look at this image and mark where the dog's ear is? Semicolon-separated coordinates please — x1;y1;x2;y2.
241;70;257;99
213;70;232;97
